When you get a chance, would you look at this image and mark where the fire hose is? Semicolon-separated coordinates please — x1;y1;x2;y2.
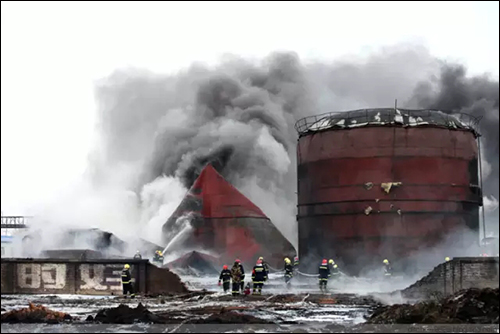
266;264;283;273
297;270;319;277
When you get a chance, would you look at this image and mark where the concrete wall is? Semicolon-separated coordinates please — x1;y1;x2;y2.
1;258;187;295
403;257;499;299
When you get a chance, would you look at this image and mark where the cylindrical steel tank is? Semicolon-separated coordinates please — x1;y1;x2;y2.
295;109;482;274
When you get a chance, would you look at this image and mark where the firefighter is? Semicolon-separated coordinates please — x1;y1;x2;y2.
230;260;243;296
293;256;299;273
121;264;135;298
319;259;330;292
218;265;231;293
328;259;335;271
331;264;341;279
133;251;142;260
235;259;245;291
252;259;267;295
258;257;269;281
284;257;293;286
153;250;164;263
383;259;393;278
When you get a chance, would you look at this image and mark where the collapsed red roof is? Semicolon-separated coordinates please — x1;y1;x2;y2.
188;164;267;219
162;164;295;267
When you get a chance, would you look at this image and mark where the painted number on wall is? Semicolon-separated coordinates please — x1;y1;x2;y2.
79;264;132;291
17;264;67;289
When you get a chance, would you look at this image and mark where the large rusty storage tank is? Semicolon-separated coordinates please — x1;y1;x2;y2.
295;108;482;274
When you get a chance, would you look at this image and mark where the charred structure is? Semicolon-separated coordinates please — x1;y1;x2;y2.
295;108;482;274
162;164;295;267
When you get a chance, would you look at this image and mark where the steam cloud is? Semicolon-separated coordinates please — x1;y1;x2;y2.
27;43;499;257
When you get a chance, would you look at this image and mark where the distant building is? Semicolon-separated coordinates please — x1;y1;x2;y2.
1;235;14;257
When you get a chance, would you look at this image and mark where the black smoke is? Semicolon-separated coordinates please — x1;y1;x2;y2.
410;63;499;235
89;45;499;246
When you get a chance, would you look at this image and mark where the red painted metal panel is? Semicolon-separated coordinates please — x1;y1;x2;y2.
163;164;295;268
297;123;480;274
299;185;476;204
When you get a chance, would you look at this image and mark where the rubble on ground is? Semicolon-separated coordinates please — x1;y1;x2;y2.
94;303;159;324
188;309;273;324
367;288;499;324
1;303;72;323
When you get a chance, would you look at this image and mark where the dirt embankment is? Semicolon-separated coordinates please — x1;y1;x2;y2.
367;288;499;324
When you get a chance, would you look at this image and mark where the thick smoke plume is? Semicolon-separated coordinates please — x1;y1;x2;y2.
410;63;500;235
25;44;498;258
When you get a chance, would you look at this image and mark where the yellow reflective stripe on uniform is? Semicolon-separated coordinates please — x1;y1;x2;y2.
122;281;131;284
319;278;328;281
252;281;264;284
320;266;328;269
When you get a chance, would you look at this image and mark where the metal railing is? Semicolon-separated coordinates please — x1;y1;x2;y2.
1;216;32;229
295;108;482;136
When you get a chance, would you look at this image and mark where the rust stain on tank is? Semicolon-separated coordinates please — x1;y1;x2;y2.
295;109;482;274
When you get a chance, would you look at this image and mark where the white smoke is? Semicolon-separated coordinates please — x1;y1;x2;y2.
18;43;498;259
484;196;499;213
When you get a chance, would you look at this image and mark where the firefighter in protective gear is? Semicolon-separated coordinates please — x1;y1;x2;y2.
133;251;142;260
252;259;267;295
231;260;243;296
235;259;245;291
293;256;299;274
331;264;340;279
383;259;393;277
328;259;334;270
153;250;164;263
319;259;330;292
284;257;293;285
121;264;135;298
219;265;231;293
258;257;269;281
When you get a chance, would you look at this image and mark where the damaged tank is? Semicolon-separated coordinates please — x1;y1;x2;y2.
295;108;482;274
162;164;295;268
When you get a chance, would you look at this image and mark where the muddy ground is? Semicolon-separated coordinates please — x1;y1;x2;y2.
2;291;500;333
1;292;378;324
2;272;499;333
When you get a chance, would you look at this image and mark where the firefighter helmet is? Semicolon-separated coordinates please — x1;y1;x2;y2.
124;264;130;269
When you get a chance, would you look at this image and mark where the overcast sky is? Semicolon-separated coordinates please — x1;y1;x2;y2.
1;1;499;215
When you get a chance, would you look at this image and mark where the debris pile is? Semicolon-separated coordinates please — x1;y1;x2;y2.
1;303;72;323
94;303;159;324
367;288;499;324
